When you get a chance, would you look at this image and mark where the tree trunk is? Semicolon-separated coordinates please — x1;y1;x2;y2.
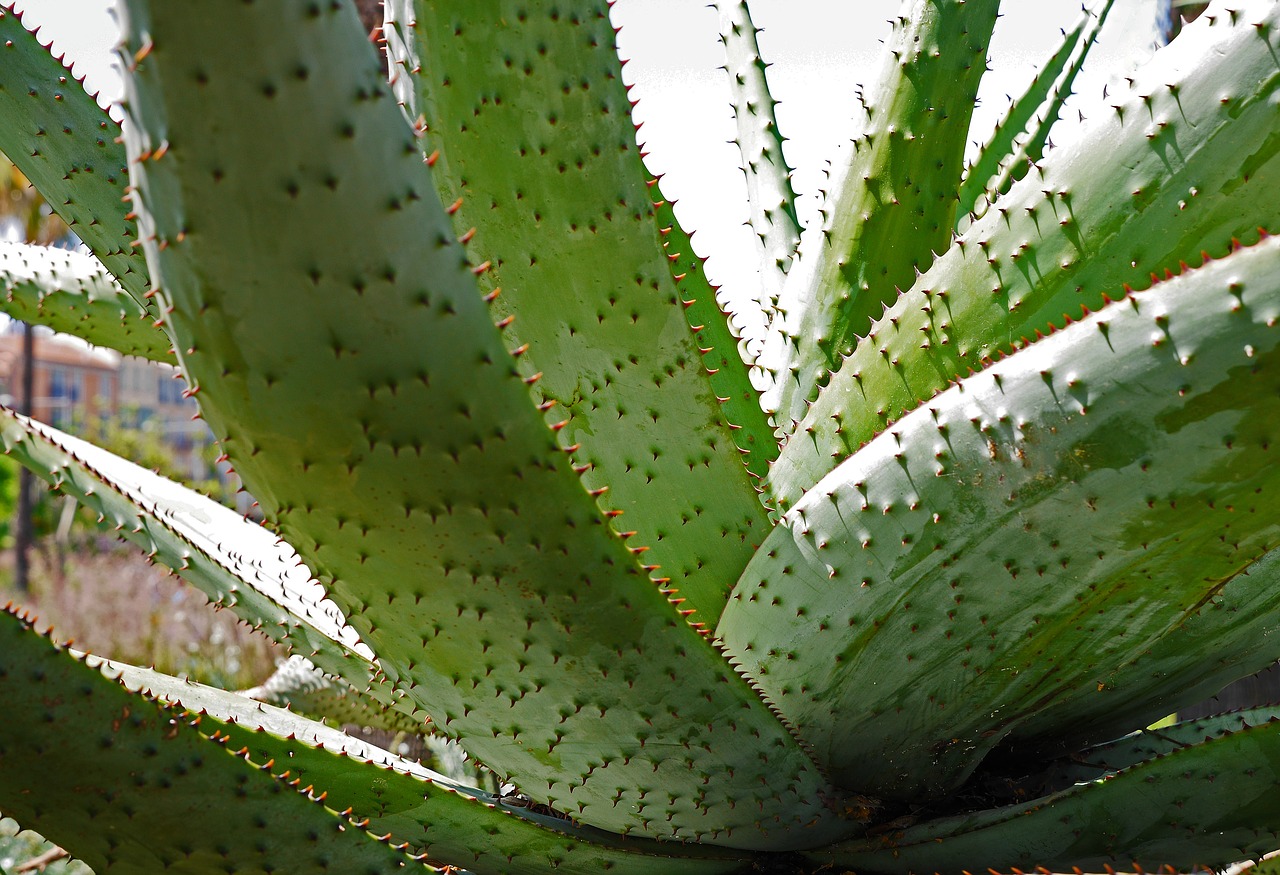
13;321;33;592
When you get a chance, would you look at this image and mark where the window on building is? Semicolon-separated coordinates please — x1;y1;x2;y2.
97;373;115;406
158;373;187;406
48;367;83;427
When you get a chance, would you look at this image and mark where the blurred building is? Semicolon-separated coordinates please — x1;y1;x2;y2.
0;327;117;427
117;355;205;452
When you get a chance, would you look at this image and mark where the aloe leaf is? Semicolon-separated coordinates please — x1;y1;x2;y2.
104;655;750;875
768;1;1280;512
0;606;432;874
716;0;801;313
814;714;1280;874
0;240;173;362
383;0;771;621
759;0;1001;434
117;0;847;848
718;236;1280;799
0;5;154;311
956;0;1117;226
1051;705;1280;785
649;182;777;481
241;655;425;735
1008;543;1280;753
0;406;412;721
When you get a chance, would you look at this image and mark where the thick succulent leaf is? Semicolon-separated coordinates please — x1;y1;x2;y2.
760;0;1000;433
716;0;801;312
956;0;1116;225
814;713;1280;874
0;407;415;722
0;5;154;311
0;240;172;362
1050;705;1280;785
1008;544;1280;753
383;0;770;621
718;236;1280;800
649;183;777;481
117;0;848;849
241;655;424;735
0;606;432;874
104;656;750;875
768;0;1280;511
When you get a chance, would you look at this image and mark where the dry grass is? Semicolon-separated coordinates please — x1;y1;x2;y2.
0;540;282;691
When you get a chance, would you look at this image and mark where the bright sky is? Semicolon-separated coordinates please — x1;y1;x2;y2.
15;0;1161;319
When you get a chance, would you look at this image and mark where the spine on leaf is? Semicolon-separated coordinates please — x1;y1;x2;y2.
649;179;777;482
0;606;431;874
117;0;848;849
766;2;1280;513
722;236;1280;801
0;5;156;313
382;0;771;622
716;0;801;316
758;0;1000;435
0;241;173;362
956;0;1117;226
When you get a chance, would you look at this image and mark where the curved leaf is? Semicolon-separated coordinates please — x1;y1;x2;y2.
0;606;430;874
759;0;1000;433
383;0;771;621
0;5;154;310
117;0;847;848
106;654;751;875
719;236;1280;799
716;0;800;312
0;240;172;362
769;1;1280;512
0;407;405;719
957;0;1117;225
816;714;1280;874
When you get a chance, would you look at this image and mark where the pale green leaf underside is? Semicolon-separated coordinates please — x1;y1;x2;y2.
0;240;172;362
769;2;1280;512
0;406;416;720
720;236;1280;799
240;655;425;735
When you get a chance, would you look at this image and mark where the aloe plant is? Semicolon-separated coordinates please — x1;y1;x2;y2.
1;0;1279;871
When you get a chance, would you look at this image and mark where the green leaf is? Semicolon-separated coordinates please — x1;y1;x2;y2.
117;0;847;848
718;236;1280;800
241;656;425;735
956;0;1117;226
1009;543;1280;754
813;713;1280;874
767;2;1280;512
1050;705;1280;785
0;606;432;874
760;0;1000;434
649;182;777;482
0;5;154;311
0;406;410;722
716;0;801;314
383;0;771;621
104;654;751;875
0;241;172;362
